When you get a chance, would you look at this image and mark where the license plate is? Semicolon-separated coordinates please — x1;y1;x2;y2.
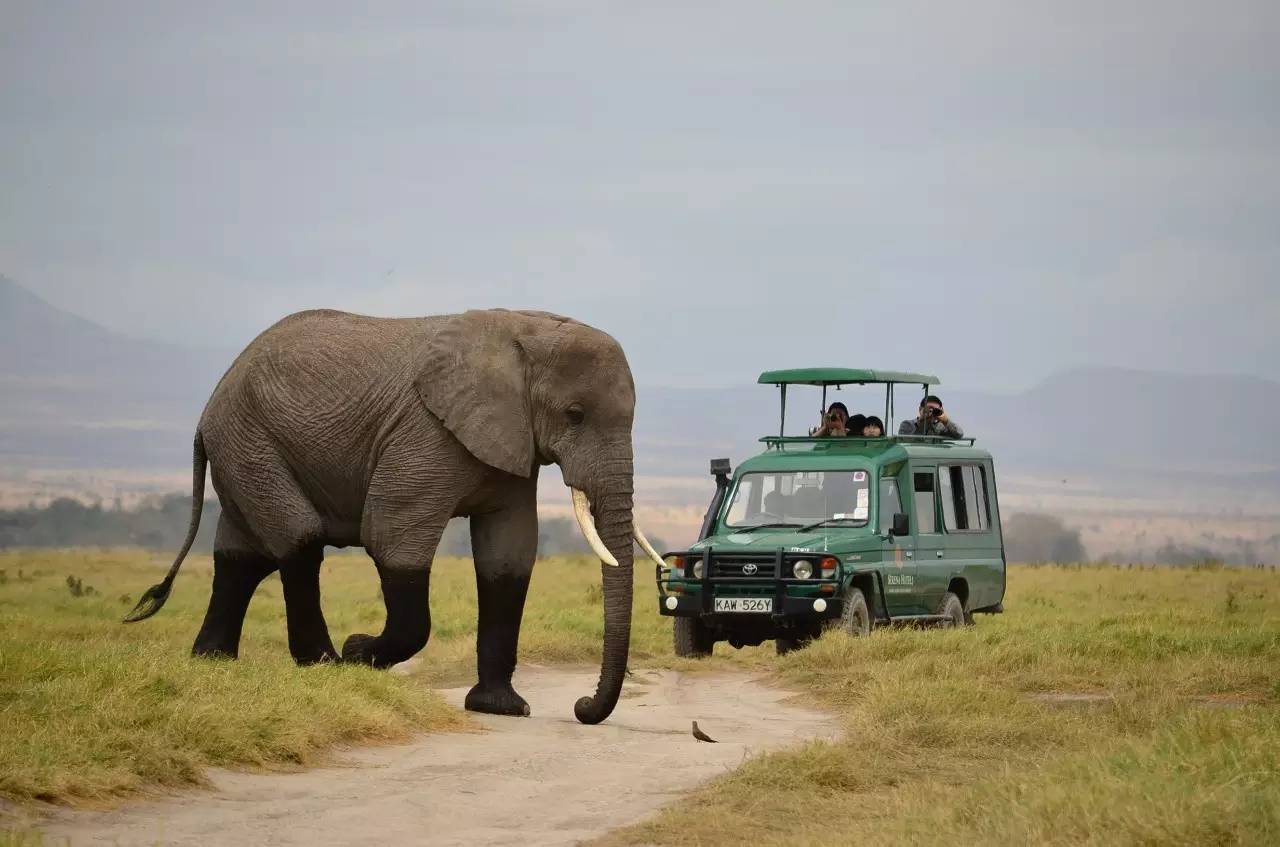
713;597;773;613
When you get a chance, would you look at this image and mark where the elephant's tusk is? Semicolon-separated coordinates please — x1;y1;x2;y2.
633;525;665;569
571;488;619;567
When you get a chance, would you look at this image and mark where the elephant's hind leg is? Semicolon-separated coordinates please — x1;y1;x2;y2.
193;518;278;659
280;544;338;665
465;492;537;717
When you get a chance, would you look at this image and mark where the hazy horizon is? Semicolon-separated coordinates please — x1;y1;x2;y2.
3;2;1277;390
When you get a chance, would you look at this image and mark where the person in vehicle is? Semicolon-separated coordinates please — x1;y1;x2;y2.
846;413;867;437
862;415;885;437
898;395;963;438
811;402;849;436
762;490;788;518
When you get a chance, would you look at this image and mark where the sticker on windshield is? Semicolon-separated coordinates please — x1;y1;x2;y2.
857;488;869;506
853;506;868;520
853;471;867;482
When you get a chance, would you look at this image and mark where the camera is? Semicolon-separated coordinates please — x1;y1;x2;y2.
827;412;841;422
928;406;943;417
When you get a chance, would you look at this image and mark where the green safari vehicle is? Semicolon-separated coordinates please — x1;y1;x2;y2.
657;368;1006;656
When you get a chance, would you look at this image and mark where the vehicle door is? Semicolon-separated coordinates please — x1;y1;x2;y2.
885;468;936;614
876;467;917;614
936;461;1002;611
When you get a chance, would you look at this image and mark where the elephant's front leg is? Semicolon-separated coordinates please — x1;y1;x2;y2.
342;517;439;670
465;497;537;717
341;560;432;668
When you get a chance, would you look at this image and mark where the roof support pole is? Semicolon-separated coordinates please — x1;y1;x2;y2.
779;384;787;439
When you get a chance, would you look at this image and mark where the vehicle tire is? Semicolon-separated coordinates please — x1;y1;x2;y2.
938;592;967;628
839;588;872;637
673;617;714;658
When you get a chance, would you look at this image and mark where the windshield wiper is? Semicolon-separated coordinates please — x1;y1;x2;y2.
736;522;802;532
798;518;865;532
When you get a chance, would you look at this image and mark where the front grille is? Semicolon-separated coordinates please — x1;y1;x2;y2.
710;557;778;579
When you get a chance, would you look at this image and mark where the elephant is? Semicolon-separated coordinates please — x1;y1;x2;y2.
123;307;665;724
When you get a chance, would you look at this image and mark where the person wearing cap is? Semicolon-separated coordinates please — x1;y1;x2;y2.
898;395;963;438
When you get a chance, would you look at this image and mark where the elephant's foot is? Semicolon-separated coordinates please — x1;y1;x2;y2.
465;681;531;717
341;633;424;669
340;633;384;666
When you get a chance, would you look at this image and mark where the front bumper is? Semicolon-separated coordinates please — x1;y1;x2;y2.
659;589;843;622
655;547;845;622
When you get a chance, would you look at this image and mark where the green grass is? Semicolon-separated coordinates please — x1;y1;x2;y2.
0;548;680;807
4;551;1279;845
602;564;1280;846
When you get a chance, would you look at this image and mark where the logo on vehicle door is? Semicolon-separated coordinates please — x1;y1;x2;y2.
742;563;758;575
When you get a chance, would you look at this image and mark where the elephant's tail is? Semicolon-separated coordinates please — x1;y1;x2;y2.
123;431;208;623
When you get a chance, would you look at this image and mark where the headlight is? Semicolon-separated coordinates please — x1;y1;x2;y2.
693;560;705;579
792;559;814;579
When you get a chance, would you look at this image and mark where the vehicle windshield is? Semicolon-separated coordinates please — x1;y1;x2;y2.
724;470;871;528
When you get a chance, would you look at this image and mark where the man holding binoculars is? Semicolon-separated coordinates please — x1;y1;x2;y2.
898;395;964;438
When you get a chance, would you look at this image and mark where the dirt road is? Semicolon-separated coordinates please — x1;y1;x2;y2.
40;666;837;846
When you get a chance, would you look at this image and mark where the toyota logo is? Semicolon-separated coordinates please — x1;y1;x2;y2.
742;563;758;575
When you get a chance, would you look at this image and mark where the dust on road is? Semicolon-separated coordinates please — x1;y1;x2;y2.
39;666;837;846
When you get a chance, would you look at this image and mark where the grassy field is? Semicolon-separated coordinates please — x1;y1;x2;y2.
0;548;683;808
604;563;1280;846
2;550;1279;844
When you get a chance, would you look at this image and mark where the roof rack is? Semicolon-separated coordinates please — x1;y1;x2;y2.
760;434;977;448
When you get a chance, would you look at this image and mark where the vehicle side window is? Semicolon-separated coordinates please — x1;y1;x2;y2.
879;477;902;534
940;465;969;530
967;465;990;531
912;471;936;534
940;464;990;532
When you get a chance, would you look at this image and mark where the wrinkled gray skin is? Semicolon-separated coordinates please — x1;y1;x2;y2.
128;308;635;724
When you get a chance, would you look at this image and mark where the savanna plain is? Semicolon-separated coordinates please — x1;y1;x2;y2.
1;549;1278;845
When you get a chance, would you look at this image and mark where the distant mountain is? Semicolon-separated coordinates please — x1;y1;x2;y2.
4;275;1276;497
635;368;1280;479
0;276;230;467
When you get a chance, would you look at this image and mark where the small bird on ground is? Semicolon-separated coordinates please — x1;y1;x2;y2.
691;721;717;743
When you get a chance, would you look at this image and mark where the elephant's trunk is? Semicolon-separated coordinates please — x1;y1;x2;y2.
572;468;634;725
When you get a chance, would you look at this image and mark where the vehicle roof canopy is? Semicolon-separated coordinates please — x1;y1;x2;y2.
757;367;939;387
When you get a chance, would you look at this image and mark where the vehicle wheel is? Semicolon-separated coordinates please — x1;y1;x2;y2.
673;617;714;658
775;635;810;655
938;592;967;628
839;588;872;637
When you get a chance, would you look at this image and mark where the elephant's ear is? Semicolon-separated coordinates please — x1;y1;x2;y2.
414;310;535;478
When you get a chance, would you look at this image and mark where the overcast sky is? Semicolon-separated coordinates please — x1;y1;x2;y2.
2;1;1277;389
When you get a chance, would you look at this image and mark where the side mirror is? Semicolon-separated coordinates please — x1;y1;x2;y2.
890;513;910;536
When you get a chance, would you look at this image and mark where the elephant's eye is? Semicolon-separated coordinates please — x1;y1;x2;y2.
566;405;585;426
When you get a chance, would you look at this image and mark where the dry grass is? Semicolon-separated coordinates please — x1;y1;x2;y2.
601;564;1280;846
0;547;680;808
4;550;1279;845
